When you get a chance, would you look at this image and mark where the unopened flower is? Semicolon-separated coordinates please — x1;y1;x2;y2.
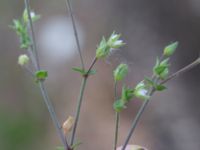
18;54;29;66
163;41;178;57
114;63;128;81
62;116;74;135
23;9;41;24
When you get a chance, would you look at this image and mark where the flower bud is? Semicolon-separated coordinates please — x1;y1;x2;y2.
23;9;41;24
113;100;126;112
114;63;128;81
18;54;29;66
62;116;74;135
163;41;178;57
107;32;125;49
96;37;110;58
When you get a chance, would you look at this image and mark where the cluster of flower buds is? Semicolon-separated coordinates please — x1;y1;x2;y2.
96;32;125;58
113;41;179;113
10;9;40;49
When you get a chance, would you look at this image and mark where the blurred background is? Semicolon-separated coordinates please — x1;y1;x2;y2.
0;0;200;150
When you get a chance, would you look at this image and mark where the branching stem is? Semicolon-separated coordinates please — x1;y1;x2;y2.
65;0;85;70
121;57;200;150
25;0;70;149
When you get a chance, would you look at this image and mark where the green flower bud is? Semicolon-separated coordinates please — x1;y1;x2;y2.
163;41;178;57
18;54;29;66
153;58;170;79
113;100;126;112
96;37;110;58
107;32;125;49
114;63;128;81
23;9;41;25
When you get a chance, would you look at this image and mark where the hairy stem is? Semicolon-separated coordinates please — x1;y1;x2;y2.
25;1;70;149
65;0;85;70
70;77;87;146
121;57;200;150
113;82;120;150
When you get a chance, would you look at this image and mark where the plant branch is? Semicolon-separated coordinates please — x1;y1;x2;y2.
65;0;85;70
70;77;87;146
39;82;70;150
25;1;70;149
121;57;200;150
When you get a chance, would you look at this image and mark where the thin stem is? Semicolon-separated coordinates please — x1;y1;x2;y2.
65;0;85;70
161;57;200;84
121;88;155;150
25;0;40;70
24;1;70;149
70;77;87;146
85;57;98;76
121;57;200;150
114;82;119;150
39;82;70;150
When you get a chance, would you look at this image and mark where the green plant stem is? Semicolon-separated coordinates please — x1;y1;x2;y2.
25;0;40;70
85;57;98;75
70;77;87;146
121;57;200;150
114;82;119;150
39;81;70;150
65;0;85;70
70;56;98;146
25;1;70;149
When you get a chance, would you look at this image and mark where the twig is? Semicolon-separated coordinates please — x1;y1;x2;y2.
65;0;85;70
25;1;70;149
121;57;200;150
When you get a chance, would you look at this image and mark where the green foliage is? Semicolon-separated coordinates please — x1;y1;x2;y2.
35;70;48;82
121;86;134;103
72;67;96;76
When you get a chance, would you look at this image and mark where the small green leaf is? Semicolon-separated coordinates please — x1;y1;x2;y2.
144;77;154;86
155;84;167;91
87;69;96;75
121;86;134;102
113;100;126;112
35;70;48;82
72;67;85;75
